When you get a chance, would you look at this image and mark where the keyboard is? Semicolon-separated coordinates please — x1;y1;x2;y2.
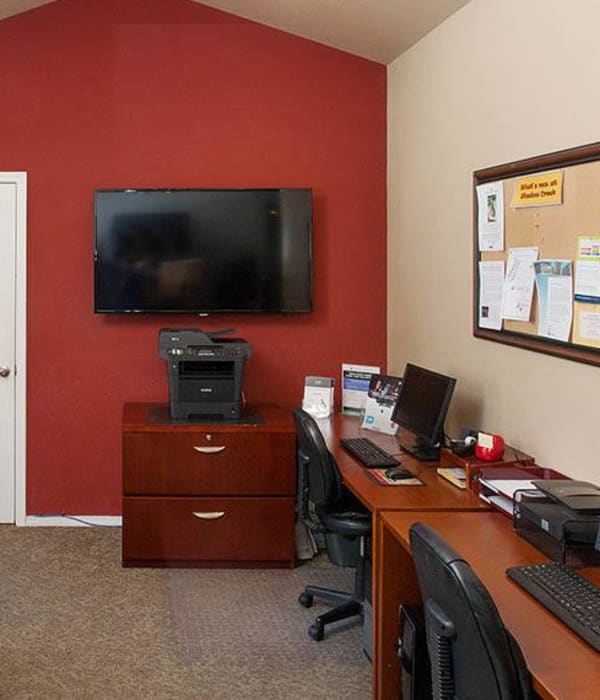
339;437;400;468
506;562;600;652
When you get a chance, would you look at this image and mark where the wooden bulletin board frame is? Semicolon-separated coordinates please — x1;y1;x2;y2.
473;141;600;367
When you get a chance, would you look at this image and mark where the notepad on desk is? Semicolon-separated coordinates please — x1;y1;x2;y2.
437;467;467;490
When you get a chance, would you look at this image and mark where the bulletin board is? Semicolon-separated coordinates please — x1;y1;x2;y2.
473;141;600;367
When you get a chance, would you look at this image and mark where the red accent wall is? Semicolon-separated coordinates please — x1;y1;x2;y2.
0;0;386;515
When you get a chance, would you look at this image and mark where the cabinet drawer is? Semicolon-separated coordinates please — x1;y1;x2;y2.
123;431;295;495
122;496;295;567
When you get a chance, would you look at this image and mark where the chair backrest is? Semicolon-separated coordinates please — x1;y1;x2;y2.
292;408;342;508
409;522;533;700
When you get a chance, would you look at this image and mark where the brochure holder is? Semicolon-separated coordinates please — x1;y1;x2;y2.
302;376;334;418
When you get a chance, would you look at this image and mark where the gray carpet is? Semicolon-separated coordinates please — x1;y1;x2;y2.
0;525;371;699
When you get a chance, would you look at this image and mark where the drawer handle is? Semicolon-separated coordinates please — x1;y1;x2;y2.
192;511;225;520
193;445;226;454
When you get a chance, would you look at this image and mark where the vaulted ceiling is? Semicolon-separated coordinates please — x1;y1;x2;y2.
0;0;470;63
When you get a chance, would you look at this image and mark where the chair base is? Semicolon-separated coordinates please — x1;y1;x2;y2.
299;584;363;641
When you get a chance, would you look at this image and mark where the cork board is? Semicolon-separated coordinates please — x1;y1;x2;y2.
473;142;600;366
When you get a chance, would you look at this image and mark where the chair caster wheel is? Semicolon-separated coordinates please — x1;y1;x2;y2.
298;592;314;608
308;622;324;641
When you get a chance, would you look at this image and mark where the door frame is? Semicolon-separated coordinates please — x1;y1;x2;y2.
1;172;27;525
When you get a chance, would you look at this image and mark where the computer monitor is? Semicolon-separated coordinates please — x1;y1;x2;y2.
391;363;457;461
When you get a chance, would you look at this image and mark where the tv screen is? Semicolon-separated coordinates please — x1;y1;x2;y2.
391;363;457;460
94;188;313;313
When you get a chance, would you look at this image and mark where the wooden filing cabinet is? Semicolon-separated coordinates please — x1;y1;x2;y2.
122;402;296;568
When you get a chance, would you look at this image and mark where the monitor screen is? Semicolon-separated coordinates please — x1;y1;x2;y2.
94;188;313;313
391;363;457;461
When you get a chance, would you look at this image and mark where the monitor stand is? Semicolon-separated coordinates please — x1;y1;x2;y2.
400;437;441;462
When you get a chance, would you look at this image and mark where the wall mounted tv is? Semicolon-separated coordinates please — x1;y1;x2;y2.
94;188;313;313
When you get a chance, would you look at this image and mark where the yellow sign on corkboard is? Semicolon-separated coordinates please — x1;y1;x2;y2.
511;170;563;207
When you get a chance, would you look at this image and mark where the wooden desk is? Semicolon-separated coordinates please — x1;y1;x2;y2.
318;413;490;513
317;413;492;698
376;510;600;700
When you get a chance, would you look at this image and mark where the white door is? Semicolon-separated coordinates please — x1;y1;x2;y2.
0;173;26;524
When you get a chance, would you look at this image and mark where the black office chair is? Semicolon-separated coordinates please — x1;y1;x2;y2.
409;522;535;700
293;408;371;641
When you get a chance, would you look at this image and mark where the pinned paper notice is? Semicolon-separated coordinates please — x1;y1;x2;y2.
478;260;504;330
477;181;504;251
502;247;538;321
511;170;563;208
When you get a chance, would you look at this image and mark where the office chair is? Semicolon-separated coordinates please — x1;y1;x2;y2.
409;522;535;700
292;408;371;641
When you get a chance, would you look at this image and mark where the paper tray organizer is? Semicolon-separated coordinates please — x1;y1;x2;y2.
513;489;600;568
439;447;536;491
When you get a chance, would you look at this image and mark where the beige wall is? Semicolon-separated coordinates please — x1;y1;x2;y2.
387;0;600;480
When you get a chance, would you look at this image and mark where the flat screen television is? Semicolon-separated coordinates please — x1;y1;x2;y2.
391;363;457;461
93;188;313;313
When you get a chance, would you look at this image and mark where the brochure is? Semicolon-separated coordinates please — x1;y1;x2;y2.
361;374;402;435
302;376;334;418
341;363;380;414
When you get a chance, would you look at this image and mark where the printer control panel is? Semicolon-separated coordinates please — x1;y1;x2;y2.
166;344;247;359
159;328;251;362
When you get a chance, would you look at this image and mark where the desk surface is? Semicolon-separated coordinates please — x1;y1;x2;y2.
319;413;489;513
379;510;600;700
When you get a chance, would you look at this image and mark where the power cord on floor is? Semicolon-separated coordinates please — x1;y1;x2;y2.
64;515;121;528
34;513;121;528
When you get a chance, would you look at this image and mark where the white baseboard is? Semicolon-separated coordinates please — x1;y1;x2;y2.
24;515;122;527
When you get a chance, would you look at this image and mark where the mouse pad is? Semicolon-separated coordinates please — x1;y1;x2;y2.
367;469;425;486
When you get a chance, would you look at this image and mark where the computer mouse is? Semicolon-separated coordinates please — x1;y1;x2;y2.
385;467;414;481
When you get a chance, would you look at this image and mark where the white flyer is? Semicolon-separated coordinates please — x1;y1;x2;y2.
477;181;504;252
533;260;573;341
502;247;538;321
478;260;505;330
579;311;600;341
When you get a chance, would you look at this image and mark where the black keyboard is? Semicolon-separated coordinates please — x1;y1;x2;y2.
506;562;600;652
339;437;400;468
